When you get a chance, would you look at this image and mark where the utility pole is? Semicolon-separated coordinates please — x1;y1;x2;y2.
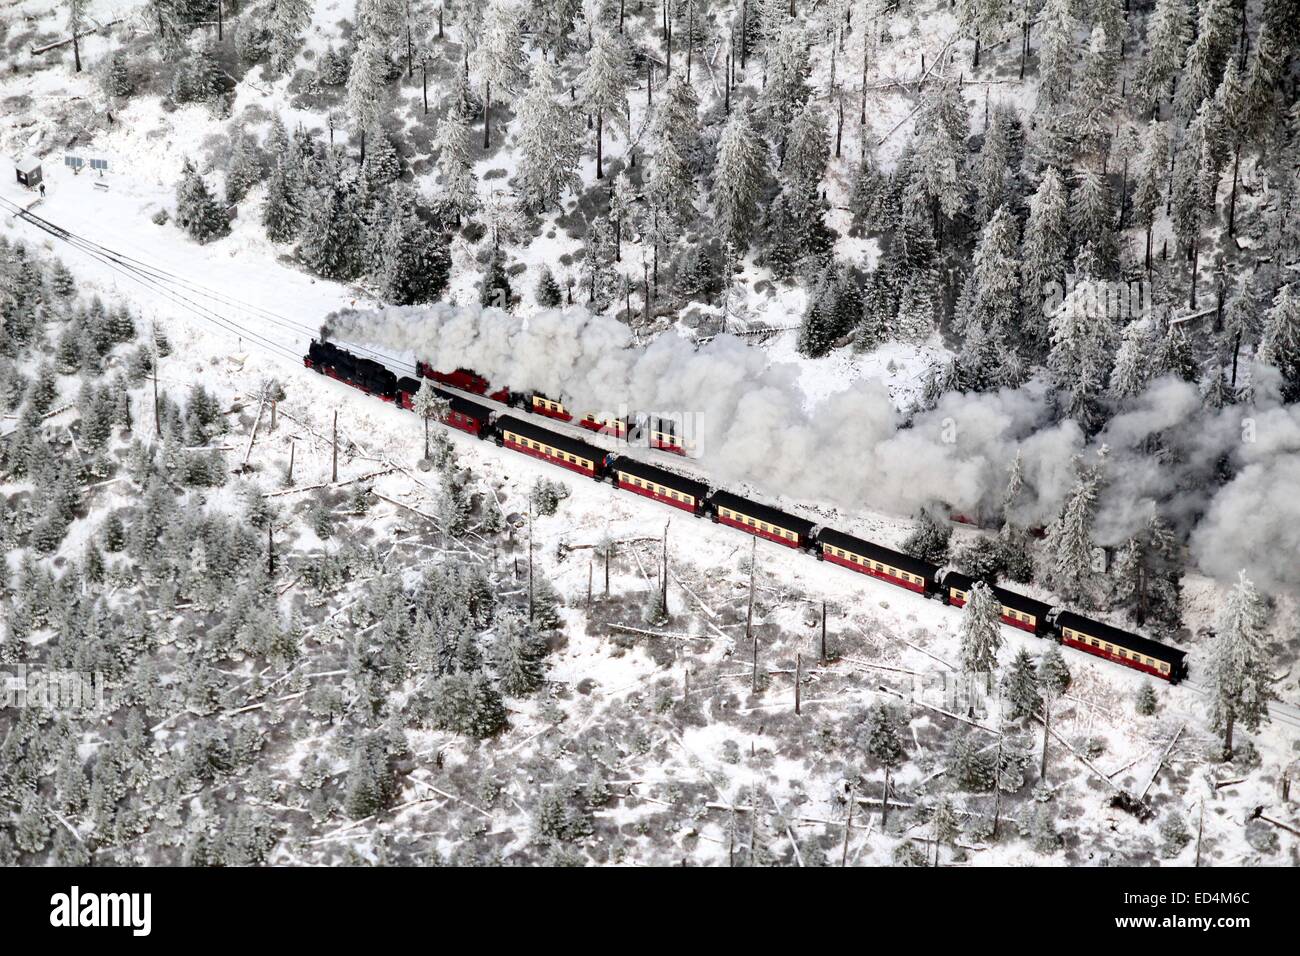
152;325;161;438
747;538;757;691
1194;801;1204;866
820;600;827;664
528;505;535;622
840;786;854;866
331;410;339;483
1040;698;1052;783
661;522;669;612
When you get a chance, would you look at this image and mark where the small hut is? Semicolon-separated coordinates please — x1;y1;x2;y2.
15;156;42;188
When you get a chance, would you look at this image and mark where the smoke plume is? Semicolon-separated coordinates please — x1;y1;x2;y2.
324;304;1300;598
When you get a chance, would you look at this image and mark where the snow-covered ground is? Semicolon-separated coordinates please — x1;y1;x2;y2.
2;0;1297;867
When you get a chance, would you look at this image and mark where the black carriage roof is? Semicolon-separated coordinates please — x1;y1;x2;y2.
610;455;709;498
395;378;491;421
941;571;1054;619
435;385;491;421
1054;610;1187;663
817;527;939;579
709;490;816;536
497;416;606;461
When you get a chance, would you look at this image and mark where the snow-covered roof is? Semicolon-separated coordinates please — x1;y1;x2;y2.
15;155;41;174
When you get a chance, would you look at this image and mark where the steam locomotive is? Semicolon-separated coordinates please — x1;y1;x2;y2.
304;339;1190;684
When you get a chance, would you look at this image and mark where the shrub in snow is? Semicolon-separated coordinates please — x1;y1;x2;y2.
1158;812;1190;858
529;476;569;517
901;509;951;564
1135;681;1157;716
425;671;508;739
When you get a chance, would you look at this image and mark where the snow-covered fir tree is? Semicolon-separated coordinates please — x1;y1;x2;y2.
959;581;1003;685
577;26;630;179
1207;572;1276;759
515;57;582;213
711;103;767;252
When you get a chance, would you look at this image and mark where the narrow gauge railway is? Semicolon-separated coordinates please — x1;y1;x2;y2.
306;338;1191;685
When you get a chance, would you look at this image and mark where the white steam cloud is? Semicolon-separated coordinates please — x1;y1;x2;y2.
323;304;1300;598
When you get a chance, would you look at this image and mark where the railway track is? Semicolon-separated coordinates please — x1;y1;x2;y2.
1180;679;1300;733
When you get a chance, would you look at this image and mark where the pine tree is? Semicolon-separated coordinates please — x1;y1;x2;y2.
1258;284;1300;402
1048;278;1117;428
375;189;450;306
1020;167;1069;352
535;266;563;307
647;75;700;227
1109;511;1183;632
1138;0;1191;115
1036;0;1076;110
469;0;526;149
66;0;87;73
862;702;906;768
959;581;1004;683
577;27;630;180
766;100;833;276
1109;319;1157;401
479;247;512;309
1174;0;1238;121
712;103;768;252
1132;121;1169;268
1042;455;1103;603
952;728;996;791
759;23;812;139
432;101;478;222
1071;167;1115;269
175;159;230;244
1037;645;1072;696
974;105;1023;224
969;207;1021;337
902;508;951;564
296;154;363;280
1072;26;1119;158
494;610;547;696
266;0;312;74
515;57;582;212
1207;572;1277;759
261;158;302;243
345;32;390;162
1135;680;1158;716
225;133;262;204
910;79;969;231
1002;648;1043;720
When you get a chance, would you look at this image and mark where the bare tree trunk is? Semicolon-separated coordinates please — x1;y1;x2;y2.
72;33;81;72
1040;699;1052;782
881;766;890;828
267;525;275;575
331;411;338;483
794;654;802;713
820;600;827;664
595;109;604;179
840;786;854;865
1227;146;1241;236
287;440;295;486
483;81;491;149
